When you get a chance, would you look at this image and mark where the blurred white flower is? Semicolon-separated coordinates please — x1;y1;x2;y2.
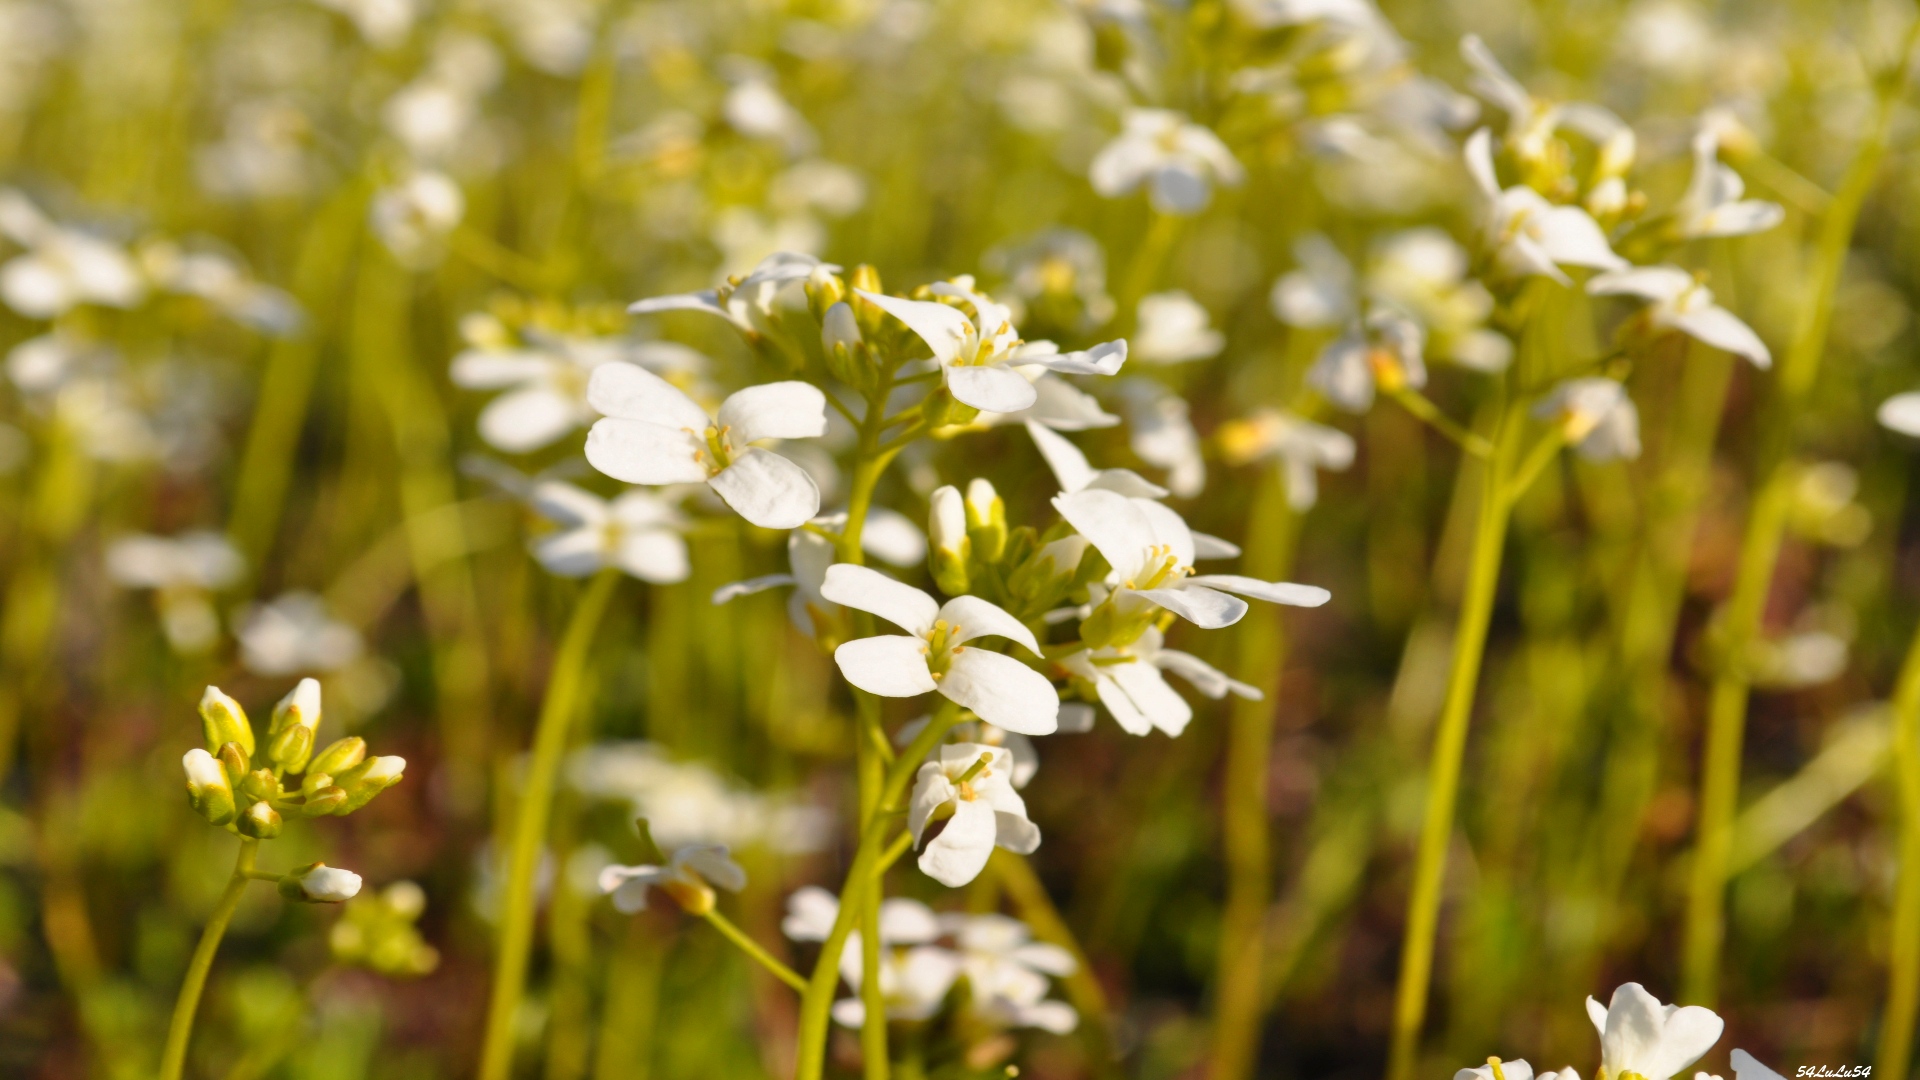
1584;983;1723;1080
599;843;746;914
822;564;1059;736
985;228;1115;334
569;741;830;855
106;531;244;652
139;241;303;336
1272;234;1359;329
1310;311;1427;414
630;251;831;340
1464;129;1627;283
310;0;416;48
485;0;596;75
236;592;363;676
1366;229;1510;372
1535;378;1641;461
1460;34;1634;195
1118;379;1206;496
451;320;706;453
1879;392;1920;437
722;64;815;155
1090;109;1244;215
196;100;313;201
1676;125;1785;240
770;160;867;219
1132;291;1224;363
526;481;689;583
784;887;954;1024
1588;266;1770;368
942;913;1078;1033
908;744;1039;887
370;171;465;268
585;365;826;530
0;189;145;318
1216;408;1356;511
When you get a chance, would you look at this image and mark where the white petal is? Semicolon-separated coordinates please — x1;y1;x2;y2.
918;798;998;887
1879;392;1920;436
909;763;958;845
450;350;550;388
820;563;938;634
708;447;822;529
676;845;747;892
1155;649;1262;700
533;527;606;577
1107;659;1194;737
1587;996;1609;1039
585;362;710;429
1132;500;1198;569
1463;128;1501;202
712;573;796;604
1085;469;1172;499
1092;671;1156;735
1689;201;1785;239
1018;376;1120;431
1052;488;1156;583
1030;339;1127;376
529;481;607;527
1026;421;1097;494
948;364;1039;413
994;810;1042;854
1534;206;1628;270
1012;1000;1078;1033
937;595;1040;654
1;255;71;317
1308;333;1376;413
1641;1007;1725;1080
615;530;690;584
1731;1051;1785;1080
718;381;828;443
835;635;939;697
480;388;580;452
941;649;1059;736
1133;584;1247;628
1186;574;1331;607
1671;305;1771;368
861;508;927;567
1148;162;1212;215
1587;266;1691;302
1192;532;1241;560
854;290;972;366
629;290;733;320
584;419;710;485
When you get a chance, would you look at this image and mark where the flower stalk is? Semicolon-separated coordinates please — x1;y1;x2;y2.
1876;618;1920;1080
158;837;259;1080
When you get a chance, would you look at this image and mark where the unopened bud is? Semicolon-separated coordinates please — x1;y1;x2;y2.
928;485;971;594
923;388;980;430
308;736;367;778
267;678;322;774
218;741;250;785
849;265;885;338
183;749;236;827
965;478;1007;562
240;768;280;803
805;265;847;320
332;755;406;814
281;863;362;903
238;800;283;839
821;301;871;389
302;787;349;816
199;686;253;757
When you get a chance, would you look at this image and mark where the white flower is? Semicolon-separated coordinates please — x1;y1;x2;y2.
1676;126;1785;240
1587;266;1770;368
855;279;1126;414
1026;420;1166;500
597;843;747;914
1089;109;1245;215
292;864;364;903
1584;983;1724;1080
1217;408;1357;511
1460;34;1634;194
712;510;924;632
568;742;829;855
1456;1060;1580;1080
452;326;706;454
139;241;303;336
1272;234;1357;329
723;71;815;155
1535;378;1641;461
908;744;1039;887
1119;379;1206;497
1054;488;1330;630
584;365;826;530
1133;291;1224;363
236;592;364;676
1464;129;1628;283
1728;1050;1785;1080
1367;228;1511;372
0;189;145;319
1063;624;1260;737
780;888;960;1027
1880;392;1920;437
1307;310;1427;414
106;531;243;592
370;171;464;268
526;481;689;583
629;251;832;340
821;564;1059;736
311;0;417;48
943;913;1078;1033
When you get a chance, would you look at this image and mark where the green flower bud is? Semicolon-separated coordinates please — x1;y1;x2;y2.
302;787;349;816
182;749;236;827
332;755;406;814
240;768;281;804
238;800;283;839
848;265;885;338
923;388;980;430
308;736;367;778
217;742;251;785
821;301;873;390
928;485;971;595
965;478;1007;562
804;264;847;321
266;678;322;774
199;686;253;757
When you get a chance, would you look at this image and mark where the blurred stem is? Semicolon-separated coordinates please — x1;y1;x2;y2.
705;909;808;992
594;915;666;1080
0;422;93;786
479;568;621;1080
1388;387;1494;459
1387;378;1527;1080
1877;622;1920;1080
158;838;259;1080
1681;22;1918;1005
992;851;1119;1079
1207;467;1301;1080
1119;213;1182;319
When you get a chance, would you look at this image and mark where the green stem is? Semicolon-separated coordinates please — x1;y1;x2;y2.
1386;388;1526;1080
478;567;621;1080
158;838;259;1080
1876;622;1920;1080
1680;22;1918;1004
705;909;808;992
1388;387;1495;459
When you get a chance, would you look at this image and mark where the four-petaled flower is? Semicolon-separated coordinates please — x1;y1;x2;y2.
629;251;831;340
1465;128;1628;283
942;912;1078;1033
1062;625;1262;737
1587;266;1770;369
598;843;747;915
451;326;705;453
1584;982;1724;1080
909;744;1039;887
585;363;827;530
526;481;689;583
1089;109;1245;215
821;564;1059;736
1535;378;1641;462
1676;126;1785;240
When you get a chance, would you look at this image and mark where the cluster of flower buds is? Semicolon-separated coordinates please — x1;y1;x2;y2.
329;880;441;976
927;478;1097;625
181;680;405;844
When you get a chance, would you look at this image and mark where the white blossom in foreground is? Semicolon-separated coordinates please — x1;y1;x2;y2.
526;481;688;583
1455;1059;1579;1080
598;843;747;914
820;565;1059;736
1464;129;1627;283
856;280;1125;414
1090;109;1245;215
585;364;826;530
0;189;145;318
236;592;364;676
1055;488;1330;630
370;171;465;268
1587;266;1770;368
1063;625;1261;737
1132;290;1224;363
629;251;829;341
943;913;1078;1033
1535;379;1641;461
1216;408;1357;511
451;321;706;453
1676;126;1785;240
1584;983;1723;1080
909;744;1039;887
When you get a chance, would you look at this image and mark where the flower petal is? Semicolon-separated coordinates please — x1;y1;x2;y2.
586;361;710;429
1155;648;1262;700
629;289;733;321
718;380;829;443
677;845;747;893
713;573;796;604
909;763;958;845
1671;304;1771;369
994;810;1041;854
1107;659;1193;736
585;418;710;485
708;447;821;529
533;527;605;577
1534;206;1628;270
1587;266;1692;302
948;364;1039;413
941;648;1059;735
1881;392;1920;437
820;563;939;634
1026;420;1096;494
1186;574;1331;607
918;797;998;887
835;635;938;697
937;595;1040;654
480;388;581;452
450;349;551;388
615;529;690;584
1053;488;1156;583
1029;339;1127;376
854;289;972;366
1133;584;1247;628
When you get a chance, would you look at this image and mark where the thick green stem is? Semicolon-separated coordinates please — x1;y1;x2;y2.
478;568;621;1080
159;838;259;1080
1386;389;1526;1080
1877;623;1920;1080
1681;25;1917;1004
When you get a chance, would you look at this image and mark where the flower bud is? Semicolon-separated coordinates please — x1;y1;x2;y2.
821;301;872;389
332;755;406;814
804;264;847;321
281;863;363;903
240;768;280;803
267;678;322;774
183;749;236;826
199;686;254;757
965;478;1007;562
218;741;250;785
302;786;349;816
928;485;971;594
308;736;367;778
238;800;283;839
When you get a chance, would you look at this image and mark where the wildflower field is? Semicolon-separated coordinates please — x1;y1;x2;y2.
6;0;1920;1077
